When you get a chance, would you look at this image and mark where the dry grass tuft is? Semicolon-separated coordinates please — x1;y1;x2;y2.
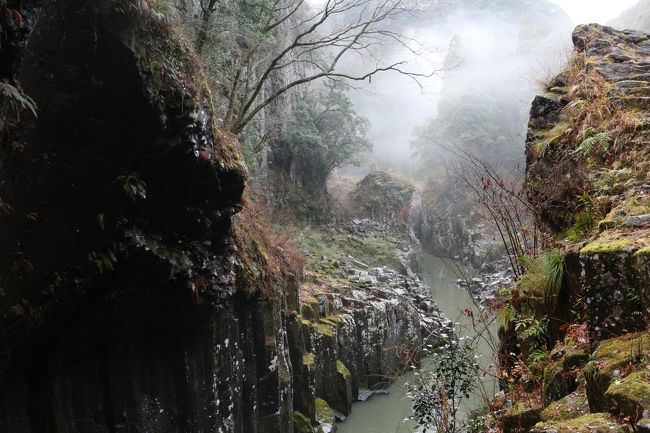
556;61;644;158
233;196;305;298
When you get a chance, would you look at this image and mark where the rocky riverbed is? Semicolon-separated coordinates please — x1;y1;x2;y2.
291;218;454;432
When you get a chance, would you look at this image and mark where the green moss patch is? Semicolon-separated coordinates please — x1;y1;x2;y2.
533;413;630;433
605;370;650;419
592;332;650;377
598;219;617;231
312;321;334;337
303;352;315;367
290;225;405;278
634;246;650;257
540;389;590;422
580;239;636;255
294;411;314;433
584;332;650;412
314;398;335;424
503;403;542;433
336;360;351;379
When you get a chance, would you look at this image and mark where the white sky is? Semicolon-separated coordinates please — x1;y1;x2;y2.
550;0;639;25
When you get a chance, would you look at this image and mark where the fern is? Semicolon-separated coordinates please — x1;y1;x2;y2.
498;303;516;328
527;348;550;366
0;81;38;118
576;128;610;156
520;316;548;341
515;315;549;345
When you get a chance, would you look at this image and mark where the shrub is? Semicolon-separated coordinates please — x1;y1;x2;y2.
407;334;480;433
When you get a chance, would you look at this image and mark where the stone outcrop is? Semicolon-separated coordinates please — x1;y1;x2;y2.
412;185;503;268
526;24;650;344
513;23;650;433
349;171;415;233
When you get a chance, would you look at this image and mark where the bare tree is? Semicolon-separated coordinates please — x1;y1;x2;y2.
441;144;542;278
193;0;438;134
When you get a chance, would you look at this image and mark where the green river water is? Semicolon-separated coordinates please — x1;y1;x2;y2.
337;253;497;433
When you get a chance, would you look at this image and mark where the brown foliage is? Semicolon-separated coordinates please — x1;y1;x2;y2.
233;196;305;297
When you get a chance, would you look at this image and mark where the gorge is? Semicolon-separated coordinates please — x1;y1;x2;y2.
1;1;650;433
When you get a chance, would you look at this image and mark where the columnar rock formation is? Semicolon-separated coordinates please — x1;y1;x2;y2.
0;1;446;432
500;23;650;433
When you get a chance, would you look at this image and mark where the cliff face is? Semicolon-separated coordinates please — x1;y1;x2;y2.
504;23;650;433
0;2;443;432
526;24;650;344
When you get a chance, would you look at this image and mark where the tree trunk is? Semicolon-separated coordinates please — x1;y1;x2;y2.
195;0;218;53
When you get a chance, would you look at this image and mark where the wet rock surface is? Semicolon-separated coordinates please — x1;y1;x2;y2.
0;2;453;433
455;256;514;306
494;23;650;433
293;219;453;431
526;23;650;345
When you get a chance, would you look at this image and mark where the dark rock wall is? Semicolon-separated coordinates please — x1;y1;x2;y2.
0;2;435;432
0;2;292;432
412;188;503;268
0;297;294;433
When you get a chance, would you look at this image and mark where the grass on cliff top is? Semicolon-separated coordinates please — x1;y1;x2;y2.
233;198;305;297
286;225;404;276
533;51;649;202
534;413;629;433
579;229;649;255
588;331;650;379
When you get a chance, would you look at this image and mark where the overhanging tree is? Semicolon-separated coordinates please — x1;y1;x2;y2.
191;0;437;134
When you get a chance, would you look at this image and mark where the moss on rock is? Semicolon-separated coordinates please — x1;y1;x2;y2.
503;403;543;433
303;352;315;367
301;301;319;321
605;370;650;421
544;341;590;404
584;331;650;412
315;398;337;432
540;388;590;422
312;321;334;337
294;411;315;433
336;360;351;379
531;413;631;433
580;239;636;255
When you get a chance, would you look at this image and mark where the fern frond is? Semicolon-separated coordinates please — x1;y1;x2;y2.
575;130;610;156
0;82;38;118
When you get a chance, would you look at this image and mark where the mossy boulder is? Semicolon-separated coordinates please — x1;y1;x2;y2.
301;300;321;321
544;344;590;404
315;398;337;433
541;388;590;422
544;362;573;405
605;370;650;421
584;331;650;412
503;403;543;433
294;411;315;433
334;360;353;415
349;171;415;231
579;237;649;343
531;412;631;433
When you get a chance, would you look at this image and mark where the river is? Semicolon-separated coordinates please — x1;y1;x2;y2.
337;253;497;433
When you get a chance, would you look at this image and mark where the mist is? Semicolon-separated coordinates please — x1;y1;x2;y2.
343;0;574;172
